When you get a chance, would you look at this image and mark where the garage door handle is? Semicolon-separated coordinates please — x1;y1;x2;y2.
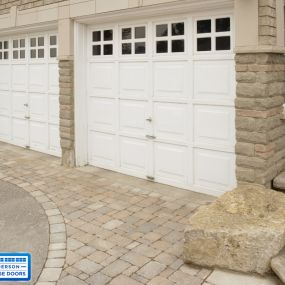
146;117;152;122
146;135;156;140
25;116;30;119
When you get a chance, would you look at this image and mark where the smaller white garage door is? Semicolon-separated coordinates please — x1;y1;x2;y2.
0;31;61;156
86;14;236;196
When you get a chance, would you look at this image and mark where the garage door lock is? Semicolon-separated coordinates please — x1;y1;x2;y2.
146;135;156;140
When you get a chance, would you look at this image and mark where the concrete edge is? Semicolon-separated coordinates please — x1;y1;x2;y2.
0;178;67;285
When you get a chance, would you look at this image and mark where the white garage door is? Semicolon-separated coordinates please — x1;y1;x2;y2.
87;14;236;195
0;31;61;156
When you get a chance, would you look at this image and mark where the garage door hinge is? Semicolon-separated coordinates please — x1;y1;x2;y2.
146;176;155;181
146;135;156;140
25;116;30;119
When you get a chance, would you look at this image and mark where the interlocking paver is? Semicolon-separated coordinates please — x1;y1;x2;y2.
0;142;224;285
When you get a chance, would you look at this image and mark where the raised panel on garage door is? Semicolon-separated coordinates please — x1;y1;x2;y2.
120;137;148;177
153;102;189;144
119;100;148;137
89;63;115;98
154;142;188;186
119;62;148;98
0;65;10;90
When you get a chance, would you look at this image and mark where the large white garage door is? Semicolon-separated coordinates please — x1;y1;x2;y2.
0;31;60;156
87;14;236;195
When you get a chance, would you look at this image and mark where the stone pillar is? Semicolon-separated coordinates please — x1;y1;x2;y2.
59;60;75;167
58;14;75;167
236;53;285;187
235;0;285;188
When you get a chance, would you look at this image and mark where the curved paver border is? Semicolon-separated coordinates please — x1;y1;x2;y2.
0;179;67;285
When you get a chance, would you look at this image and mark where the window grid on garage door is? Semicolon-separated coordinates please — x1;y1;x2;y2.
194;16;232;53
0;31;60;157
87;15;236;196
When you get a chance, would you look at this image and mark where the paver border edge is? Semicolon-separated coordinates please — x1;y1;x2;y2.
0;178;67;285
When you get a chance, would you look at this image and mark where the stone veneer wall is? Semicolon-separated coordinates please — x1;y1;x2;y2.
0;0;65;15
259;0;277;45
59;60;75;167
235;53;285;187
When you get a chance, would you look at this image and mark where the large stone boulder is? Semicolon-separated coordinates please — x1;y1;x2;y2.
184;185;285;275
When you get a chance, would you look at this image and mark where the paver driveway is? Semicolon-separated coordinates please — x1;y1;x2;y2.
0;142;215;285
0;142;281;285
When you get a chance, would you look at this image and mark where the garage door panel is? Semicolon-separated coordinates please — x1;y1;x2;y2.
48;64;59;94
29;64;47;93
153;62;188;98
30;93;48;122
30;121;48;151
120;137;147;176
154;102;188;144
49;124;61;154
194;149;235;192
194;105;235;148
49;94;59;124
154;143;188;185
12;65;27;91
89;97;116;132
12;92;27;118
119;100;147;137
89;63;115;98
0;65;10;90
89;131;116;168
0;92;10;116
194;61;234;101
119;62;148;98
0;116;11;140
12;119;27;146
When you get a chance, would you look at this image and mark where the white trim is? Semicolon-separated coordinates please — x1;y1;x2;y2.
74;22;88;166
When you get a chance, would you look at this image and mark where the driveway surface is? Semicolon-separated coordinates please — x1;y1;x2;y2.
0;180;49;284
0;142;281;285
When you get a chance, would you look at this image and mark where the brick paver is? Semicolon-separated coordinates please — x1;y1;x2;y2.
0;142;223;284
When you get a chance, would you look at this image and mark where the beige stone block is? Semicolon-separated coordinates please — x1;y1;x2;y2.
96;0;128;13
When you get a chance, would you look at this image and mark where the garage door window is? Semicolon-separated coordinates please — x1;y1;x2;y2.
49;35;57;58
196;17;231;52
155;22;185;54
121;26;146;55
12;39;25;60
92;29;114;56
0;41;9;60
30;36;45;59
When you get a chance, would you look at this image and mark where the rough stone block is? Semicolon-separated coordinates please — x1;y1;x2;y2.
273;172;285;190
184;185;285;274
271;248;285;283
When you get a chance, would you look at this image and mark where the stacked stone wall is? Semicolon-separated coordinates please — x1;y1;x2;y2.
259;0;277;45
59;60;75;167
236;53;285;187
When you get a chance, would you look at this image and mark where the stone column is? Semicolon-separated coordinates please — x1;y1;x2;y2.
59;60;75;167
58;14;75;167
235;0;285;187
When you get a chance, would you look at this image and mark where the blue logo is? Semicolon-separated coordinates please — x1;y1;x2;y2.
0;253;31;282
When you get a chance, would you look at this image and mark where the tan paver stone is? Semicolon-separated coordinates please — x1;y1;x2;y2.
86;272;111;285
109;275;143;285
73;258;102;275
101;259;131;278
88;251;110;263
147;276;175;285
121;251;150;267
137;261;166;280
57;275;87;285
39;268;62;282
